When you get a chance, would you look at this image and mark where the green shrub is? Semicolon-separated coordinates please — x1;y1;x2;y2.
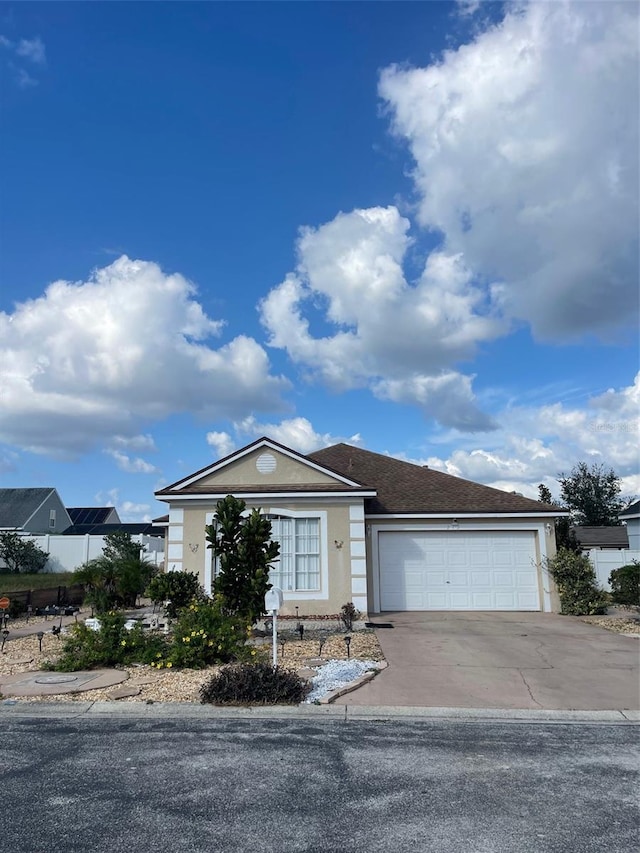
547;548;608;615
72;531;157;613
200;662;311;705
49;611;168;671
166;600;251;669
146;571;204;618
609;562;640;607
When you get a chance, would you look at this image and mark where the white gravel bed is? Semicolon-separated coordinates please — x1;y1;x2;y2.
305;659;380;703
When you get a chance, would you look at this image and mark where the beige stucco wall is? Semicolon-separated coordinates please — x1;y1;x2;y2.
164;497;368;617
197;448;340;487
364;515;560;613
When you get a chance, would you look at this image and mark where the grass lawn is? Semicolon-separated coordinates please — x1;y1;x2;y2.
0;572;76;592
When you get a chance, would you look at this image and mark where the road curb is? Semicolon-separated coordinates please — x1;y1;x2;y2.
1;699;637;723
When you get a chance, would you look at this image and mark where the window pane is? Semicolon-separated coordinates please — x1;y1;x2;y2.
268;515;320;592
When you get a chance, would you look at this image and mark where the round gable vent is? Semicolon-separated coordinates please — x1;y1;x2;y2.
256;452;277;474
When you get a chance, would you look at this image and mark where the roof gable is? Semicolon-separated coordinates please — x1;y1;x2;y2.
0;488;57;529
308;444;565;516
157;436;372;498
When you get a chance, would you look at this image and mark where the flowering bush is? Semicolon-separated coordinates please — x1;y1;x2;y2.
49;611;168;671
166;600;252;669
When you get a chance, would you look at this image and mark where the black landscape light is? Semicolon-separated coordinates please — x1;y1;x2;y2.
37;631;44;653
297;623;304;640
1;628;9;653
344;635;352;659
279;638;286;659
26;605;32;624
318;637;327;658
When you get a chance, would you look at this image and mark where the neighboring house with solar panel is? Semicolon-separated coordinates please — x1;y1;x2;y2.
0;490;164;573
66;506;122;530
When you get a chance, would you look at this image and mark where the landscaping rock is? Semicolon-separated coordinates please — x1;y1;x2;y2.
108;686;142;700
296;667;318;682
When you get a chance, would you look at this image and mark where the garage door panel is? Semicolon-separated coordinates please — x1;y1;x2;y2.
469;552;491;566
379;531;540;611
517;592;540;609
450;592;472;607
471;592;492;608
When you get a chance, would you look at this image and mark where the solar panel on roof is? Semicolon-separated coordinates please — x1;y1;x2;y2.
68;507;113;525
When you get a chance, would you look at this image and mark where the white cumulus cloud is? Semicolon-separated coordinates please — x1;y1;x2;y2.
0;256;289;456
105;449;159;475
260;206;502;430
420;374;640;499
206;431;236;459
110;434;157;452
235;416;361;455
379;0;639;340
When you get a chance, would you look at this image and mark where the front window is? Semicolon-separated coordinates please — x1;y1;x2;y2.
268;515;320;592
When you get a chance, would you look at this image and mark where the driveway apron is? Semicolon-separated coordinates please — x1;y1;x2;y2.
336;612;640;710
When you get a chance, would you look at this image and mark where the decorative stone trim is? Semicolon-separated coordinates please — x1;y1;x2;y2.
318;661;387;704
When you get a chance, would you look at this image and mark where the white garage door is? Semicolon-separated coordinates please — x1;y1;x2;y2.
378;531;540;611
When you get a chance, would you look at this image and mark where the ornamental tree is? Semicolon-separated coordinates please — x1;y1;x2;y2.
205;495;280;624
558;462;627;526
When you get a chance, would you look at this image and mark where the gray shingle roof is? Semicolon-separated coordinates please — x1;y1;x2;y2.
0;488;56;529
308;444;562;515
571;526;629;548
619;500;640;518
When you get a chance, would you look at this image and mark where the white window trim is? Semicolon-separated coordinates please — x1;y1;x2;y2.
267;507;328;600
204;512;215;596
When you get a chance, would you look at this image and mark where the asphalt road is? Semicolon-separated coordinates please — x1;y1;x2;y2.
1;712;638;853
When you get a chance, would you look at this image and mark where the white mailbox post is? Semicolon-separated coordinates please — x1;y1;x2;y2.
264;587;283;667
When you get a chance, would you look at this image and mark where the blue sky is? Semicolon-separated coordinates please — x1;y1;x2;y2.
1;0;638;522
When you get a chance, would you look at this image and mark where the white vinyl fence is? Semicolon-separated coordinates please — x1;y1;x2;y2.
6;533;164;574
588;549;640;591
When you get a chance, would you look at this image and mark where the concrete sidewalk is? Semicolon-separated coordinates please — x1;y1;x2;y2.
335;612;640;711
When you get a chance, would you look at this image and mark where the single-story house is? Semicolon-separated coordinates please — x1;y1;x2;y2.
155;437;565;616
619;500;640;551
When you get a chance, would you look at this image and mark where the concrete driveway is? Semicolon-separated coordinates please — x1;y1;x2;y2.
336;612;640;710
